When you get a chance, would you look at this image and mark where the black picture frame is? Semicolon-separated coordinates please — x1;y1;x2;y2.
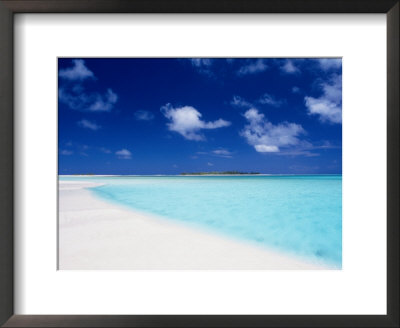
0;1;398;327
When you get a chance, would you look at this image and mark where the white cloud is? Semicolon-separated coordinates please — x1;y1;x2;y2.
230;95;253;108
304;74;342;124
189;58;214;76
237;59;268;76
59;87;118;112
276;149;319;157
212;149;233;158
304;97;341;124
160;104;231;141
231;93;283;109
274;140;338;157
134;110;154;121
77;119;101;130
258;93;283;107
115;149;132;159
241;108;305;153
195;149;233;158
292;86;300;94
89;89;118;111
60;150;73;155
190;58;213;68
281;59;300;74
59;60;118;112
207;162;214;166
317;58;342;71
59;59;95;81
254;145;279;152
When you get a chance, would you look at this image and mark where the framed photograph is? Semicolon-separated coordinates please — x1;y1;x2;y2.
0;0;398;327
58;57;343;271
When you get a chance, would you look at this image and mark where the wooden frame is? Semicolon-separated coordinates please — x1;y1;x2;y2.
0;0;398;327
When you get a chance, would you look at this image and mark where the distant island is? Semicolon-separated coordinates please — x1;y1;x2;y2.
180;171;260;175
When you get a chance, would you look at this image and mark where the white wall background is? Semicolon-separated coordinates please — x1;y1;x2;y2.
14;14;386;315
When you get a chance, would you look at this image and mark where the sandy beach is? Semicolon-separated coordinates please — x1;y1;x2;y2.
59;180;327;270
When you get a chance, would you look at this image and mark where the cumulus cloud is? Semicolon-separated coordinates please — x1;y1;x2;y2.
77;119;101;130
134;110;154;121
254;144;279;152
258;93;284;107
160;104;231;141
237;59;268;76
59;59;118;112
189;58;214;76
230;95;253;108
190;58;213;68
281;59;300;74
240;108;305;153
304;74;342;124
59;87;118;112
317;58;342;71
59;59;95;81
115;149;132;159
89;89;118;111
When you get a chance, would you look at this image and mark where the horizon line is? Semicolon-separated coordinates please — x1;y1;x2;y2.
59;173;342;176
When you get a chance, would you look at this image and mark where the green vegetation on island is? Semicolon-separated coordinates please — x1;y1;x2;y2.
180;171;260;175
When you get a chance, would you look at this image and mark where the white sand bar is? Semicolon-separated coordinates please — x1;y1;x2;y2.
59;181;326;270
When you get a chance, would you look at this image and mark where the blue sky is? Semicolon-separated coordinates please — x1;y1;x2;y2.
58;58;342;175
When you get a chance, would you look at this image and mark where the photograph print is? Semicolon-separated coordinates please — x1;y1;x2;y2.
58;58;342;270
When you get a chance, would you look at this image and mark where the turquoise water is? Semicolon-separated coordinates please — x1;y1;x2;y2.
60;175;342;268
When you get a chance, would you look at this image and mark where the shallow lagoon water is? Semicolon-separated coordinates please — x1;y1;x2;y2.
60;175;342;268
